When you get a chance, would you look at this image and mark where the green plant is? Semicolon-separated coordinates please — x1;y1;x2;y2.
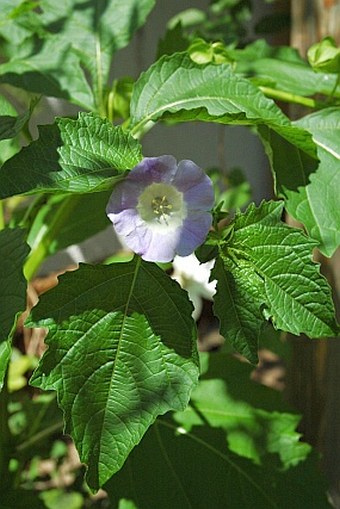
0;1;339;507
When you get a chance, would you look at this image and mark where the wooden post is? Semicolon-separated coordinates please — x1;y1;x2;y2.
289;0;340;501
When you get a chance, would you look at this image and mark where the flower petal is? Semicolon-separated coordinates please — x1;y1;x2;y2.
140;229;181;262
176;212;213;256
108;209;142;237
106;155;214;262
106;180;143;214
183;180;215;211
173;160;214;211
126;155;178;185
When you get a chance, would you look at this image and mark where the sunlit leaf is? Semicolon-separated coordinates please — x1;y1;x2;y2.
232;39;340;97
241;57;340;97
40;489;83;509
130;53;315;152
130;52;317;195
212;200;338;363
0;38;94;109
39;0;155;94
0;0;41;47
174;353;310;467
308;37;340;74
0;113;143;198
286;108;340;257
27;259;199;489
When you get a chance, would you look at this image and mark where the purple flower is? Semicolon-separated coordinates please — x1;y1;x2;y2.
106;155;214;262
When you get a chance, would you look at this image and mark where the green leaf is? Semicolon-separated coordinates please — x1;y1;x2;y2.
0;228;29;390
285;108;340;257
8;349;37;392
157;22;189;59
257;124;317;196
109;77;134;122
0;2;94;108
0;112;143;198
308;37;340;74
118;500;138;509
129;52;317;196
0;95;23;161
239;57;340;97
167;8;207;29
105;416;331;509
0;110;30;141
0;0;42;47
213;200;338;363
0;38;94;109
0;0;155;107
231;39;340;97
39;0;155;91
188;39;233;65
208;166;252;212
212;254;264;363
40;489;83;509
0;138;21;166
130;53;315;147
0;341;12;391
27;258;199;490
220;169;252;210
0;94;26;141
0;94;17;116
0;95;37;141
9;393;63;463
174;353;310;468
27;192;111;256
10;389;57;425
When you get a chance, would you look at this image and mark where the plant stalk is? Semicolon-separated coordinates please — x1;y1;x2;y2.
24;195;81;281
95;37;106;117
0;200;5;230
16;421;64;454
0;369;12;490
259;86;324;109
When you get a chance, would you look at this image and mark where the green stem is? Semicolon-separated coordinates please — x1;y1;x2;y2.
15;420;64;454
329;72;340;99
21;122;33;145
19;194;48;231
189;400;211;427
24;195;81;281
129;119;155;139
95;37;106;117
107;89;115;123
0;370;12;490
259;86;323;109
0;200;5;231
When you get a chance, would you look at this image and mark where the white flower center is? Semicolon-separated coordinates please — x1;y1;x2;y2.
137;182;187;232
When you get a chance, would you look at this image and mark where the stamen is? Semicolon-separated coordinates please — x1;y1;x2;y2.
151;196;173;223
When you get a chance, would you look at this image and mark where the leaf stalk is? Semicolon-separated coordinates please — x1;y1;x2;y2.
259;86;324;109
24;195;81;281
0;370;12;489
0;200;5;231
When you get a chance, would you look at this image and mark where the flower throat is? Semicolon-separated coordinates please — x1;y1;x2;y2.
151;195;173;221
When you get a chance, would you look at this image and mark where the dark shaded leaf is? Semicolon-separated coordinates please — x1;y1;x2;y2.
27;259;199;489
